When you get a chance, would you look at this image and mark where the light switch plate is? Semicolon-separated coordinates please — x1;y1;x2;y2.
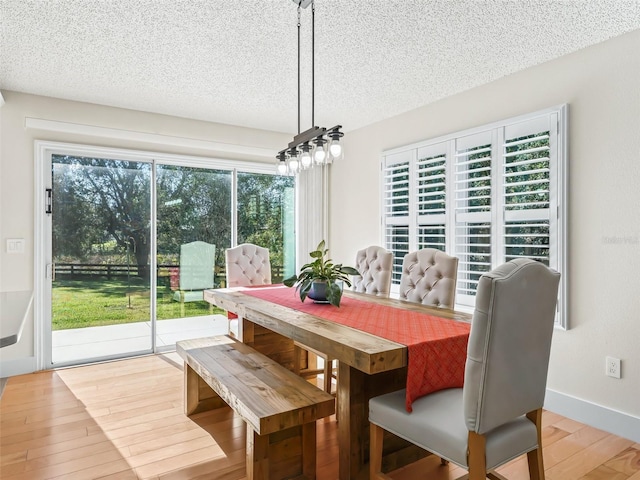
6;238;25;254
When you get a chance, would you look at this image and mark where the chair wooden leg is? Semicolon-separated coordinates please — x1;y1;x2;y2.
526;409;545;480
333;360;339;423
370;423;392;480
323;358;332;393
293;344;303;375
467;431;488;480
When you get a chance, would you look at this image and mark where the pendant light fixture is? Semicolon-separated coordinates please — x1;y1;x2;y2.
276;0;344;175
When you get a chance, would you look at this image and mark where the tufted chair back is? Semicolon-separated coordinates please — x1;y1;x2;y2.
225;243;271;287
463;258;560;434
353;246;393;297
399;248;458;308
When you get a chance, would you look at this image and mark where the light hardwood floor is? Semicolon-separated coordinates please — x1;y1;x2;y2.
1;353;638;480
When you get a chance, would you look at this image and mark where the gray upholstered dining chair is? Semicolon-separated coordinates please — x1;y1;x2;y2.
369;258;561;480
353;245;393;297
225;243;271;338
399;248;459;308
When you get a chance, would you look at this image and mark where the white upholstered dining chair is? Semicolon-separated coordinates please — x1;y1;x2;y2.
225;243;334;395
225;243;271;338
304;246;394;399
296;245;394;397
369;258;561;480
225;243;271;288
399;248;459;308
353;245;393;297
297;245;393;400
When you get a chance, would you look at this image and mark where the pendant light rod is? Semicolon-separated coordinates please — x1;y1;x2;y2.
312;0;315;127
297;5;301;135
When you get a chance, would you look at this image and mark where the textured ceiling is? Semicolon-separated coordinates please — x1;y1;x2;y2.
1;1;640;135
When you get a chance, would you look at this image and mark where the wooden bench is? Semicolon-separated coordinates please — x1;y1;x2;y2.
176;336;336;480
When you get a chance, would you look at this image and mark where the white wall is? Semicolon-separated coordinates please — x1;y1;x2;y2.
0;91;289;372
330;29;640;426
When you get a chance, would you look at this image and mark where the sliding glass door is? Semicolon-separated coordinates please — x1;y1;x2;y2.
51;155;153;364
155;165;231;347
43;144;296;368
237;171;296;282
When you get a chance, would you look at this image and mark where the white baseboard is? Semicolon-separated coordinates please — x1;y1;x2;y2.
0;356;37;378
545;388;640;443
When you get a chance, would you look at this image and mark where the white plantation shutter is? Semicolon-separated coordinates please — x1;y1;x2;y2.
453;131;493;305
383;162;409;218
384;225;409;284
417;143;447;252
382;106;566;327
382;151;412;285
501;115;555;266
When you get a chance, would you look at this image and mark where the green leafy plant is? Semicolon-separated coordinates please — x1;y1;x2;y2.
283;240;359;307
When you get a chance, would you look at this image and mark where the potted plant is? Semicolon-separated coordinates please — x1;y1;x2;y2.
284;240;359;307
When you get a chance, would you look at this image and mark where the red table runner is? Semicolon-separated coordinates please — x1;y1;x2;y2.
240;285;470;411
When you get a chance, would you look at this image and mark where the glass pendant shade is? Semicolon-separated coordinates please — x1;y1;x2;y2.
277;161;288;175
313;141;327;164
288;156;299;173
300;149;312;169
329;138;343;161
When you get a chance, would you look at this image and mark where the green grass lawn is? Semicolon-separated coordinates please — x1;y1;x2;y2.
52;278;224;330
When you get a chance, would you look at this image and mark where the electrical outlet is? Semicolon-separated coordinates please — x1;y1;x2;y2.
606;356;621;379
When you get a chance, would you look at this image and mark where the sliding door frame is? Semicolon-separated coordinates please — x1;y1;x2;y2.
34;140;280;370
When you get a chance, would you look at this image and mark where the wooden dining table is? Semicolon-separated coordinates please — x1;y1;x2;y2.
204;286;472;480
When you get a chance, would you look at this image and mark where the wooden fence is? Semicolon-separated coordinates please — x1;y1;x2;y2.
54;263;286;284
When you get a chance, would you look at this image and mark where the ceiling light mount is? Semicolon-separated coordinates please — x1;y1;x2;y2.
292;0;313;9
277;0;344;175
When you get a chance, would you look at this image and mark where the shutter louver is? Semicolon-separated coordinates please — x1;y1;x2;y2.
418;225;446;251
504;220;550;265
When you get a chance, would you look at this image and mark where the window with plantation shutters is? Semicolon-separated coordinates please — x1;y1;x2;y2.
381;105;567;328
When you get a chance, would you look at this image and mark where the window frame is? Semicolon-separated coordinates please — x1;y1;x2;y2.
381;105;568;329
